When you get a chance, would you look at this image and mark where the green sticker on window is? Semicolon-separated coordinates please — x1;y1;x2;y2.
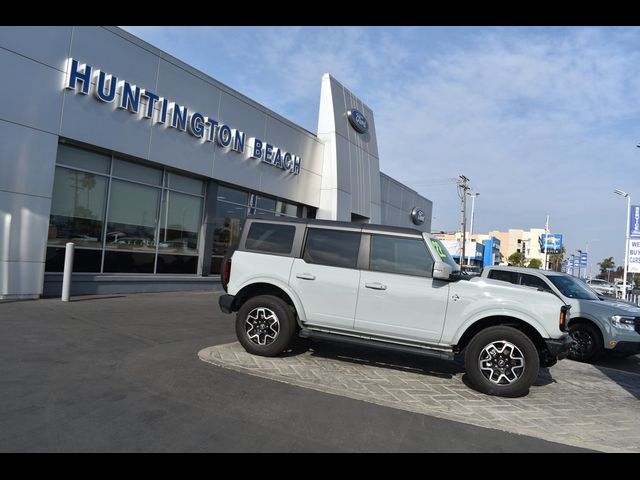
432;240;447;258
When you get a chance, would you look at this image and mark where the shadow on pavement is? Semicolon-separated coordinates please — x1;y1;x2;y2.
283;338;464;379
593;362;640;401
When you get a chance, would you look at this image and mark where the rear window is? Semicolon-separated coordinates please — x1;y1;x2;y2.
303;229;361;269
488;269;518;284
245;222;296;254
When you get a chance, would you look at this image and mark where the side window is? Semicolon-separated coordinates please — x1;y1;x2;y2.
520;274;552;292
488;269;518;284
369;235;434;277
303;229;361;269
245;222;296;254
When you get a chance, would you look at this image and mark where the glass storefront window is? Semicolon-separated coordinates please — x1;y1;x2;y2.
256;195;276;212
276;200;298;218
106;179;160;251
47;144;303;276
212;201;246;256
217;185;248;206
158;190;203;254
168;172;204;195
57;144;111;174
112;158;163;185
48;166;108;247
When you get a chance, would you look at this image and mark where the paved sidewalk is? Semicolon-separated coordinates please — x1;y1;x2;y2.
200;341;640;453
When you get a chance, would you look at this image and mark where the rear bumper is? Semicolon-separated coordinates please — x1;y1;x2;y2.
219;294;235;314
545;334;573;359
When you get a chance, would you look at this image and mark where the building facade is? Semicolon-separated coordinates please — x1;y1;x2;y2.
0;26;433;299
487;228;546;266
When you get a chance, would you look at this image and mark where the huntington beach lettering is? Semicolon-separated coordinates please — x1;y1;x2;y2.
64;58;301;175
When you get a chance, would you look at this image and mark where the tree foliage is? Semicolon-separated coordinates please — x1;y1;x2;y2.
598;257;615;276
548;245;565;272
508;251;526;267
527;258;543;269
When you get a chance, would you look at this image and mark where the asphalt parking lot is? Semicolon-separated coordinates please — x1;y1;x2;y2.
2;290;639;452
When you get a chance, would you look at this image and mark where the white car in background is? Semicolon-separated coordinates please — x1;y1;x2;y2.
614;279;635;297
586;279;615;297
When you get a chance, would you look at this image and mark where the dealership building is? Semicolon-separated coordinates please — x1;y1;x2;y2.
0;26;433;299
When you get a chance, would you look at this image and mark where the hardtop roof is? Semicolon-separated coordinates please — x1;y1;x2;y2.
245;214;427;237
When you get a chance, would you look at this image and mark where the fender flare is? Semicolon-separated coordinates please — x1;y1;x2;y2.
451;307;550;345
235;277;308;324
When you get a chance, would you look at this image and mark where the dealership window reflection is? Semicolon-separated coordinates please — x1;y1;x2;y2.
210;187;301;273
48;166;108;248
105;179;160;251
159;190;203;254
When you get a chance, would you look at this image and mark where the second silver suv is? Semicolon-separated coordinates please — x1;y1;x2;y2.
481;266;640;362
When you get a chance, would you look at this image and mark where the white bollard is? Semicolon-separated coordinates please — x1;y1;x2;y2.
61;242;74;302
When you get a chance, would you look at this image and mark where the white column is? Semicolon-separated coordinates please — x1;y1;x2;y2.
61;242;74;302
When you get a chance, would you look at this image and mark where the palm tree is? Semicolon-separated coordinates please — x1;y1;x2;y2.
598;257;615;278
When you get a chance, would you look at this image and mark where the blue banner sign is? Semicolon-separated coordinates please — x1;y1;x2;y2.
580;252;588;268
630;205;640;238
540;234;563;253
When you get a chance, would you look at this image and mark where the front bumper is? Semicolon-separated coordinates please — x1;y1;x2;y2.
545;334;573;359
611;341;640;356
219;294;235;314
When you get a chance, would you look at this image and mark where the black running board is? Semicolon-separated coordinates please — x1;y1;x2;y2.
299;329;455;361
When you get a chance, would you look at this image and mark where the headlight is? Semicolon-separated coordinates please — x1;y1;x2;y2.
610;315;636;331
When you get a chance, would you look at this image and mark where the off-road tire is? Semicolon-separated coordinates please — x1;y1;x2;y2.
568;322;603;363
236;295;297;357
465;326;540;397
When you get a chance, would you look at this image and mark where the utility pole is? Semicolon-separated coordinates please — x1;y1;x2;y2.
457;175;470;267
467;192;480;267
543;215;549;271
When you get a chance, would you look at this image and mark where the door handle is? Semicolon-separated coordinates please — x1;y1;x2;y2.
365;282;387;290
296;273;316;280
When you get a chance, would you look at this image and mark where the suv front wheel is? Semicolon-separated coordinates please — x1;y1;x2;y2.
236;295;297;357
568;322;602;362
464;326;540;397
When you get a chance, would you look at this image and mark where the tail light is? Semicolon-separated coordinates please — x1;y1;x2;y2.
222;257;232;291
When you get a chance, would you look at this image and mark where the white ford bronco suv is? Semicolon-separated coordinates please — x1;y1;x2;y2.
218;217;572;397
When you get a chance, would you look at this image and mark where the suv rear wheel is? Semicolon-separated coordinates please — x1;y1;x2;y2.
465;326;540;397
236;295;297;357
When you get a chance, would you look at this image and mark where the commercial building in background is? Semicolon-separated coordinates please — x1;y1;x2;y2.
486;228;547;266
432;232;501;268
435;228;554;268
0;26;432;299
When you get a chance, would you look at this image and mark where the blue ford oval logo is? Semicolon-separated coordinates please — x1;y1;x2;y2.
411;207;425;225
347;109;369;134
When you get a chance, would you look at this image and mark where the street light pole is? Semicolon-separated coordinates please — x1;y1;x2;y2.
614;189;631;299
577;249;583;280
467;192;480;266
585;239;599;279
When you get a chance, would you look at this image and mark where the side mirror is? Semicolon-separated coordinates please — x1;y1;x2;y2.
433;261;453;280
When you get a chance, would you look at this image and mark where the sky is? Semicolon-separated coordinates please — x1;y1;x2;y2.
123;26;640;276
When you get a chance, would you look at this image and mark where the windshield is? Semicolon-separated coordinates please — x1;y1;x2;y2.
427;237;460;273
548;275;600;300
